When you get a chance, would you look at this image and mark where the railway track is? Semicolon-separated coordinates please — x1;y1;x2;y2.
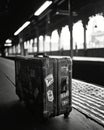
72;79;104;126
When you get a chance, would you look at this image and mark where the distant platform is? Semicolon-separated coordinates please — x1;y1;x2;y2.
73;56;104;62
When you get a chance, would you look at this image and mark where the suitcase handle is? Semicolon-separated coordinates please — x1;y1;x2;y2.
34;53;48;58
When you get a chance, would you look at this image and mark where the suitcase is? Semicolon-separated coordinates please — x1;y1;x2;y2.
15;54;72;119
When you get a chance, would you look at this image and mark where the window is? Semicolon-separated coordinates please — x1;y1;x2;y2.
73;21;84;49
60;25;70;50
87;14;104;48
33;38;37;52
17;44;20;53
51;30;59;51
44;35;51;52
39;36;44;52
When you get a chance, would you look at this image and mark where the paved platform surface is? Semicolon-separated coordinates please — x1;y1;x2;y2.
72;79;104;126
0;57;104;130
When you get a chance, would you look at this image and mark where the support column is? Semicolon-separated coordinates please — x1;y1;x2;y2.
46;14;50;35
33;38;36;53
82;20;87;50
36;26;39;53
15;45;17;55
82;18;88;56
32;39;34;53
68;0;73;58
46;14;51;53
83;24;87;50
20;38;24;56
19;34;24;56
57;27;62;51
49;32;52;52
43;35;45;52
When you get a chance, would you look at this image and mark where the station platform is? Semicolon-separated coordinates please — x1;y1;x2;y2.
0;57;104;130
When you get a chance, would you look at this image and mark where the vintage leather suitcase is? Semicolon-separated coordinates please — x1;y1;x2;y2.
15;54;72;119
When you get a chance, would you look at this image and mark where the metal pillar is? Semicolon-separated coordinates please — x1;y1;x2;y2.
43;35;45;52
82;18;88;56
57;27;62;51
49;33;52;52
83;24;87;50
15;45;17;55
19;34;25;56
36;26;39;53
46;14;51;52
82;20;87;50
68;0;73;58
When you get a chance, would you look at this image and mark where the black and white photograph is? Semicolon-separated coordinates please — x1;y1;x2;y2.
0;0;104;130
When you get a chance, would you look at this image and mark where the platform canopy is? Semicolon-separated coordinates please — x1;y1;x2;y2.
0;0;104;48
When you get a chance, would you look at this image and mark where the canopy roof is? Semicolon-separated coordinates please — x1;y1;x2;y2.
0;0;104;47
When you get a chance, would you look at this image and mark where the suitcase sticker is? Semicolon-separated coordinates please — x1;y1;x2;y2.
45;74;54;87
47;90;54;102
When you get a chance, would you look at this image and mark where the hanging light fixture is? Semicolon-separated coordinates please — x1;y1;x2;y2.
5;39;12;47
6;39;12;44
14;21;30;36
34;1;52;16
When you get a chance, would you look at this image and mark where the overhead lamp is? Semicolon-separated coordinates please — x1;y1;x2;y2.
34;1;52;16
14;21;30;36
4;43;12;47
6;39;12;44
